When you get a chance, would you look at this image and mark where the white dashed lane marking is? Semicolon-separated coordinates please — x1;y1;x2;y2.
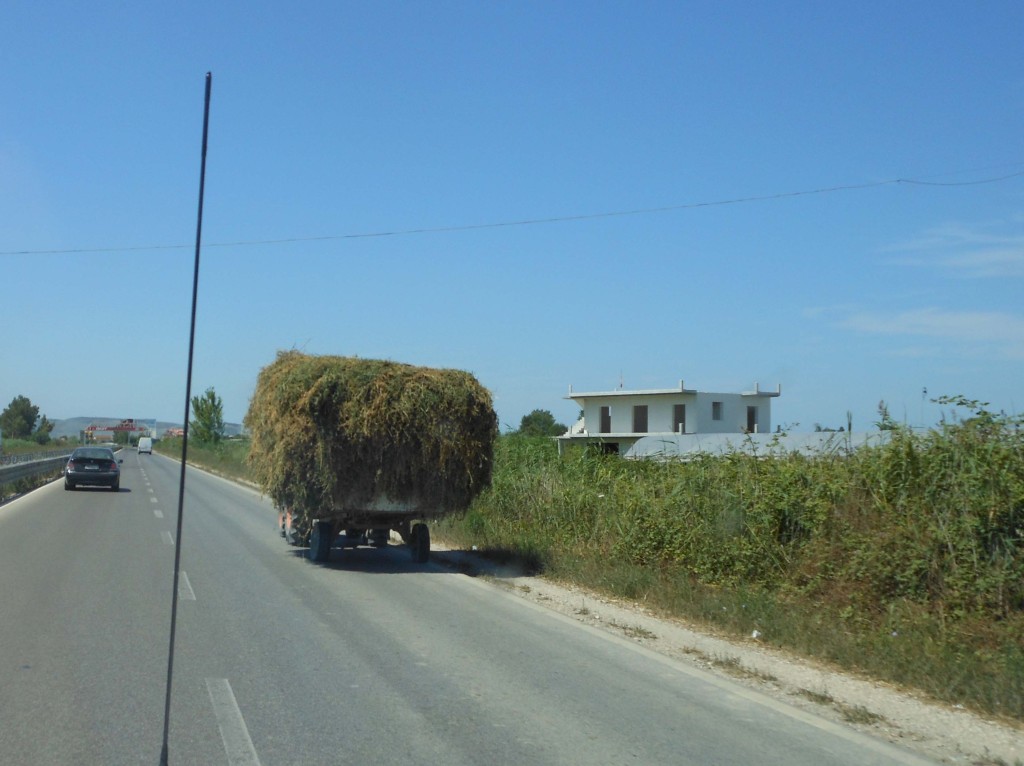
206;678;261;766
179;571;196;601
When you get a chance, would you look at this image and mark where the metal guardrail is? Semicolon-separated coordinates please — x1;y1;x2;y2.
0;448;71;465
0;453;71;485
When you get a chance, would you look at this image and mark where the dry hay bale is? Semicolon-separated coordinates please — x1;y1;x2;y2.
244;351;497;521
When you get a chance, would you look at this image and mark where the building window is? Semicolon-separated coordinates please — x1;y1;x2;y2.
747;406;758;433
632;405;648;433
600;406;611;434
673;404;686;434
712;401;723;421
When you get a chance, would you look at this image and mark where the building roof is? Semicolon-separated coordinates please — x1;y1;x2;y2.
625;431;891;460
566;387;697;401
565;381;780;401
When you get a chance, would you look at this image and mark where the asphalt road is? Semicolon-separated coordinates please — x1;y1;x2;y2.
0;450;938;765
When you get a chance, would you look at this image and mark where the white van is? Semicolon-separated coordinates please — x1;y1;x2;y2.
138;437;153;455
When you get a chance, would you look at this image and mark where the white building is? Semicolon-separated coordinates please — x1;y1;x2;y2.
557;380;781;455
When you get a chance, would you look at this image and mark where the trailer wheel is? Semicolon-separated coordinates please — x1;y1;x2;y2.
410;523;430;564
308;520;334;563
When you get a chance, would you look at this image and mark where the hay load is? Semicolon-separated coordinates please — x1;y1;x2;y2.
244;351;497;558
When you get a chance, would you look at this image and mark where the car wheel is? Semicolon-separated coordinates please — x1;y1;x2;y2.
111;482;120;492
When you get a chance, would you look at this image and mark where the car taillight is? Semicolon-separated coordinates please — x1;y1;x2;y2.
109;461;118;470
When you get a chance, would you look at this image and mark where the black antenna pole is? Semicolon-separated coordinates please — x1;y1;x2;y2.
160;71;212;766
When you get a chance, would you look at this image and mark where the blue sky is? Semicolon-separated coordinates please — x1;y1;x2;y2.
2;1;1022;433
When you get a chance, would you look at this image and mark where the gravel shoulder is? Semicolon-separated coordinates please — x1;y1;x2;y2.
432;547;1024;766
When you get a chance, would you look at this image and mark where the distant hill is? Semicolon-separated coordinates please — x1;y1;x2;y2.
50;418;244;440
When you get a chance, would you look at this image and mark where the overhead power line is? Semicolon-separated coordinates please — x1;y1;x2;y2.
3;166;1023;257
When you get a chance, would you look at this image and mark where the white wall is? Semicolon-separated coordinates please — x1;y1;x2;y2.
690;393;773;434
579;392;772;435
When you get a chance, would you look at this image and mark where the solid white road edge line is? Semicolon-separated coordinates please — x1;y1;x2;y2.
206;678;261;766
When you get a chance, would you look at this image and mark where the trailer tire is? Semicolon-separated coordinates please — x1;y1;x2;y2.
410;523;430;564
308;520;334;563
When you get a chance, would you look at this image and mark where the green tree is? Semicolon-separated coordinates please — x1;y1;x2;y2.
518;409;567;437
32;414;55;444
1;395;41;439
190;387;225;444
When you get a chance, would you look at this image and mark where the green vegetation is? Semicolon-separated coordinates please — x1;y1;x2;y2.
0;395;55;444
517;408;567;437
155;436;252;484
0;472;59;503
190;387;226;445
0;437;72;456
160;395;1024;721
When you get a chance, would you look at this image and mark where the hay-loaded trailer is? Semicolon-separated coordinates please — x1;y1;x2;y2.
245;352;497;564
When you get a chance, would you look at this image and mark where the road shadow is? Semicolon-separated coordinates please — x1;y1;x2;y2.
284;544;442;575
283;540;539;579
431;546;542;580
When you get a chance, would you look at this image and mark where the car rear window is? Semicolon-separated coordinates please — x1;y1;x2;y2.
74;449;114;460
